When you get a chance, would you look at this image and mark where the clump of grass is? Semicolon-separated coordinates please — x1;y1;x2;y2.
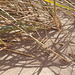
0;0;75;62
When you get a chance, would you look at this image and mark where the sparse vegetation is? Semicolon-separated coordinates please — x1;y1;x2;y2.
0;0;75;63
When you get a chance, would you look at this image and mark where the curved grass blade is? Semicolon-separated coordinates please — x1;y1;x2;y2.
44;0;75;11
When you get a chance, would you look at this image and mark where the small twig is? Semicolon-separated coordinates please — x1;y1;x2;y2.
0;47;35;57
57;16;62;28
54;0;61;32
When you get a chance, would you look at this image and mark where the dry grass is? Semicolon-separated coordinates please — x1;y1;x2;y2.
0;0;75;63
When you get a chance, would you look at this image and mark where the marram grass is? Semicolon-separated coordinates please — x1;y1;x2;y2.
45;0;75;11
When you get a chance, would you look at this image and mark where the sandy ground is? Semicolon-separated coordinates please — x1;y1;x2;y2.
0;13;75;75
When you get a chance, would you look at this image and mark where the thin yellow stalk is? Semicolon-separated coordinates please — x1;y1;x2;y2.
54;0;61;32
0;39;7;47
0;47;35;57
57;16;62;28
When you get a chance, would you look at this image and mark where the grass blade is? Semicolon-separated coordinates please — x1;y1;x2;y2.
44;0;75;11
